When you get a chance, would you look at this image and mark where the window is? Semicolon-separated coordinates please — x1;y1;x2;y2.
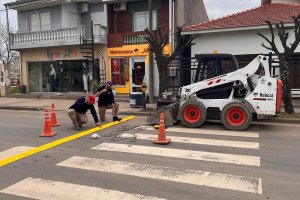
134;11;157;32
0;71;3;83
111;58;127;86
29;11;51;31
194;56;238;83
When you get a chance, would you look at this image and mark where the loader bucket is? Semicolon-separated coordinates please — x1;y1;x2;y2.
147;102;179;127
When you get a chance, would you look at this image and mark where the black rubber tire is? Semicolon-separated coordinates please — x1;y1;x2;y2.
221;102;252;131
179;100;207;128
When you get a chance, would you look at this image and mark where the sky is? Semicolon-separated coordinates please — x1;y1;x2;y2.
0;0;17;29
203;0;261;19
0;0;262;29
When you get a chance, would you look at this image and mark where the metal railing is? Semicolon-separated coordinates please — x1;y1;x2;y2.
124;32;148;45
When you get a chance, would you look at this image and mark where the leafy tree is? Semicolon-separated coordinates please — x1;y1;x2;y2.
258;15;300;114
145;26;196;94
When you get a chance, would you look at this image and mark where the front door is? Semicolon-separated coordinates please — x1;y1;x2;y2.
28;62;42;92
130;57;145;93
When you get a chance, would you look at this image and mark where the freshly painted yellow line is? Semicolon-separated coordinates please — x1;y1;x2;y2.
0;116;135;167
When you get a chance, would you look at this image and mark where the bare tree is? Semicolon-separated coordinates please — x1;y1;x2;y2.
145;26;196;94
258;15;300;114
0;24;19;70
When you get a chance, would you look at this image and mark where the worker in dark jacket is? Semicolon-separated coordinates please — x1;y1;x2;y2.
68;95;101;130
95;81;122;122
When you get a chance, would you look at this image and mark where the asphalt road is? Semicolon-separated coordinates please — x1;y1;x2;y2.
0;110;299;200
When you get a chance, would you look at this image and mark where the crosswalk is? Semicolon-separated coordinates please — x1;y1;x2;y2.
1;126;262;199
0;146;35;160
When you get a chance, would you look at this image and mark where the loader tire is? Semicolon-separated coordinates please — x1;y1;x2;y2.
221;102;252;131
179;101;207;128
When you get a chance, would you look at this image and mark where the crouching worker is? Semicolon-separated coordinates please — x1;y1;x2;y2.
94;81;122;122
68;95;101;130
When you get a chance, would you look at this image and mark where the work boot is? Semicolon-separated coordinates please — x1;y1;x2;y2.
113;116;122;122
74;125;82;130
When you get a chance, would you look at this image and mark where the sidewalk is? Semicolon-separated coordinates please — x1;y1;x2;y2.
0;97;156;116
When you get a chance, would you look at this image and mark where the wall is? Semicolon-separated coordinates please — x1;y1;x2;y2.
61;4;79;28
176;0;208;27
19;44;107;89
78;3;106;39
191;28;300;56
50;5;62;29
108;0;166;34
17;5;62;32
91;3;106;28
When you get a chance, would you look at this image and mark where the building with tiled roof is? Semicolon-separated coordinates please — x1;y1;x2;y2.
182;1;300;89
183;3;300;33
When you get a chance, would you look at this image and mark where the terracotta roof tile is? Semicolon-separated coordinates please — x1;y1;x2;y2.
183;3;300;32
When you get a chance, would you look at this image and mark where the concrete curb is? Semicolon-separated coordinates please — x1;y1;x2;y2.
0;106;152;116
0;106;43;111
119;111;151;117
264;118;300;124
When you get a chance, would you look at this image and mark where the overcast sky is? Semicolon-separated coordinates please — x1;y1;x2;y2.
1;0;262;30
203;0;261;19
0;0;17;29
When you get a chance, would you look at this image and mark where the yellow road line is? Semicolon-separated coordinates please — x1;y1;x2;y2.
0;116;135;167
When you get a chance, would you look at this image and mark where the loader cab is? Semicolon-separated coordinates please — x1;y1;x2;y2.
193;54;239;83
193;54;239;100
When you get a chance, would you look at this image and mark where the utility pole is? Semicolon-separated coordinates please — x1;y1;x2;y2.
5;5;10;57
148;0;154;103
91;20;96;82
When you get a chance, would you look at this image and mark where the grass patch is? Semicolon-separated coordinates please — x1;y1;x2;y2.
10;87;19;94
278;112;300;118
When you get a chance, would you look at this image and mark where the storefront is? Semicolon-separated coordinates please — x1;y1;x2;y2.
107;44;171;95
20;45;107;92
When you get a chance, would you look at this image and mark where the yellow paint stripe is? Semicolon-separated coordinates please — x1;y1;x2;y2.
0;116;135;167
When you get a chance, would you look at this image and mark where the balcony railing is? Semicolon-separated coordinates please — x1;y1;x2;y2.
108;31;149;48
9;26;107;50
124;32;148;45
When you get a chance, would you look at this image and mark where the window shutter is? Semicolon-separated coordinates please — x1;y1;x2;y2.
40;11;51;30
30;13;39;31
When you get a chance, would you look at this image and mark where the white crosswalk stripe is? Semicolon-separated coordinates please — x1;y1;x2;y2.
57;156;262;194
92;143;260;166
0;177;165;200
0;127;262;198
0;146;34;160
120;133;259;149
167;127;259;138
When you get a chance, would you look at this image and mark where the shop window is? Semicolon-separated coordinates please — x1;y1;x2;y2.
29;11;51;31
0;71;3;83
134;11;157;32
111;58;127;86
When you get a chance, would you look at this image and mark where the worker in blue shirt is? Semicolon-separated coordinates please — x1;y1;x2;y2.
68;95;101;130
95;81;122;122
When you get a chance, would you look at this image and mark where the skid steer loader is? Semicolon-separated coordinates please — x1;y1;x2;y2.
177;54;282;131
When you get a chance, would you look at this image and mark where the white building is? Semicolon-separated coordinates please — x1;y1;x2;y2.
183;0;300;89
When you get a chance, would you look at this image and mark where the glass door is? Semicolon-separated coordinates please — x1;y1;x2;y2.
130;57;145;93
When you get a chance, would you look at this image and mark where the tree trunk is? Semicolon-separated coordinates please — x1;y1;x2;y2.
158;63;167;95
280;58;295;114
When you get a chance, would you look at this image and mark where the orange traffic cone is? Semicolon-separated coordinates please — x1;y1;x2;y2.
50;103;60;127
40;109;56;137
153;113;171;144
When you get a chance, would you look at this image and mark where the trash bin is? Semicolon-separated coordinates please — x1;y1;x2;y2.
130;92;144;107
18;85;26;93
